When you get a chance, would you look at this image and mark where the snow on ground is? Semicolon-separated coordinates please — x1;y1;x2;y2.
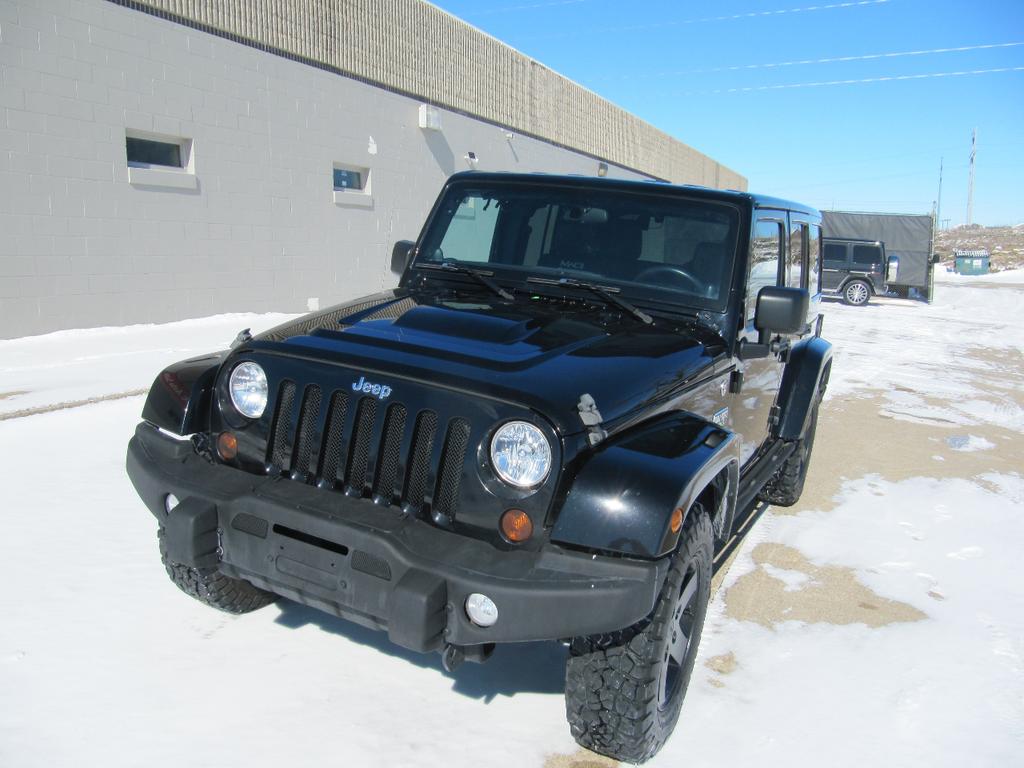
818;282;1024;431
1;280;1022;766
677;474;1024;767
935;266;1024;285
0;314;296;416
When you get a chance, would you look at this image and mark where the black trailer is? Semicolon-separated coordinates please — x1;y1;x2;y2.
822;211;935;302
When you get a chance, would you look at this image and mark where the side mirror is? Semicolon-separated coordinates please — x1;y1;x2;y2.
741;286;809;360
391;240;415;276
755;286;809;336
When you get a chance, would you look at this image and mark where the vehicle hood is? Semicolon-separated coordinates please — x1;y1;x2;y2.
251;289;726;435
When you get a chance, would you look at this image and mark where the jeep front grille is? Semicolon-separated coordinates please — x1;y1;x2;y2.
403;410;438;506
268;380;297;469
434;418;471;520
264;382;466;517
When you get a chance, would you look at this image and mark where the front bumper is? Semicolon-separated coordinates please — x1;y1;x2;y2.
126;422;667;652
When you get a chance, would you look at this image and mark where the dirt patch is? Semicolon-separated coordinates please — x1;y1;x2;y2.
543;749;618;768
0;389;147;421
723;543;927;629
0;390;29;401
705;651;738;675
792;393;1024;515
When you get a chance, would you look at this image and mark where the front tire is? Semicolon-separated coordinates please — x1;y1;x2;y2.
842;279;871;306
564;509;714;763
158;527;276;614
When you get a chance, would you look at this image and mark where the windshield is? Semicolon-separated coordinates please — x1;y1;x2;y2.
413;183;741;311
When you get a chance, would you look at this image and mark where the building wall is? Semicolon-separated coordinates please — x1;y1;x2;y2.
124;0;747;191
0;0;745;338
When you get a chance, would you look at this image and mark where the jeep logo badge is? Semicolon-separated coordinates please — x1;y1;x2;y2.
352;375;392;400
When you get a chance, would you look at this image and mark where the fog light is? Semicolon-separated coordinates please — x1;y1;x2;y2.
217;432;238;460
500;509;533;543
465;593;498;627
164;493;180;514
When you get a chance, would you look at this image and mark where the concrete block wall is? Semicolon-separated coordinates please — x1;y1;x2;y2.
127;0;746;191
1;0;662;338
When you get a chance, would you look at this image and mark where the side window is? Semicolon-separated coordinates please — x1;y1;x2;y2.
808;224;821;293
823;243;847;269
788;220;808;289
852;244;883;269
747;219;783;320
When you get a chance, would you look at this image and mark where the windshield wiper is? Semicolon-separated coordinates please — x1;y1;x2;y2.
527;277;653;325
418;262;514;301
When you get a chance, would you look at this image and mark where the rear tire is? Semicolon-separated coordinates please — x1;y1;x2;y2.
158;527;276;614
564;508;713;763
759;406;818;507
842;279;871;306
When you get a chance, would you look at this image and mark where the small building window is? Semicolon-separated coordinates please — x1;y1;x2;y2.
333;167;363;191
333;163;372;208
125;130;196;190
126;137;184;169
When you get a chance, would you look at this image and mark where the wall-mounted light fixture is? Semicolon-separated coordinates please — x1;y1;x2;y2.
465;151;479;169
597;162;609;177
418;104;442;131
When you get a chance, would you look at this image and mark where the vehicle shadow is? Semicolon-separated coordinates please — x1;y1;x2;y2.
273;599;567;702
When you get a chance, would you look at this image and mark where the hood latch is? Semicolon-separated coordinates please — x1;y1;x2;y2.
577;393;607;447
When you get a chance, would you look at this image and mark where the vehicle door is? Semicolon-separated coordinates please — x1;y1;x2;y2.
851;243;885;292
822;241;847;292
732;213;787;466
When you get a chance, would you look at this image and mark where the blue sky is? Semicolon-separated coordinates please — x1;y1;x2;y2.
431;0;1024;225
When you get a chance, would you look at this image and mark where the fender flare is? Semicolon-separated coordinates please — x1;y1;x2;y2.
840;275;875;295
551;413;740;559
775;335;832;441
141;352;225;435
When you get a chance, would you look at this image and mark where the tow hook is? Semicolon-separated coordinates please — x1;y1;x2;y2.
441;642;496;672
442;644;464;672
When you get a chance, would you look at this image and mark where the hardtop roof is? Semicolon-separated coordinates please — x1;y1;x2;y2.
444;171;820;218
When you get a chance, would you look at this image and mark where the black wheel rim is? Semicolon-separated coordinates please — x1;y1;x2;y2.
658;563;702;711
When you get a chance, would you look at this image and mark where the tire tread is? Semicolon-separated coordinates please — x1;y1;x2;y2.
158;528;276;614
565;511;713;763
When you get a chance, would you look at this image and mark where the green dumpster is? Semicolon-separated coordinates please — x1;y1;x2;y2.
954;250;990;275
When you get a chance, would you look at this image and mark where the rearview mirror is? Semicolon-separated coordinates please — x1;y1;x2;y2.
755;286;809;336
391;240;415;276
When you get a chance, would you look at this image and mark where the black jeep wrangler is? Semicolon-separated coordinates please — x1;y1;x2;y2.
127;172;831;763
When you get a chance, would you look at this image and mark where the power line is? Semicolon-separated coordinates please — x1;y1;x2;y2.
594;41;1024;81
520;0;889;41
682;65;1024;94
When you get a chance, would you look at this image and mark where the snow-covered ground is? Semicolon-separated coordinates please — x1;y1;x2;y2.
0;314;296;416
1;281;1022;766
935;266;1024;285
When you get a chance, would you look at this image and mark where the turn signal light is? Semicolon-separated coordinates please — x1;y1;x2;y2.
500;508;533;543
670;507;684;534
217;431;238;461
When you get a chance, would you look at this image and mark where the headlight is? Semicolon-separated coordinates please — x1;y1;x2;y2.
490;421;552;489
228;361;268;418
